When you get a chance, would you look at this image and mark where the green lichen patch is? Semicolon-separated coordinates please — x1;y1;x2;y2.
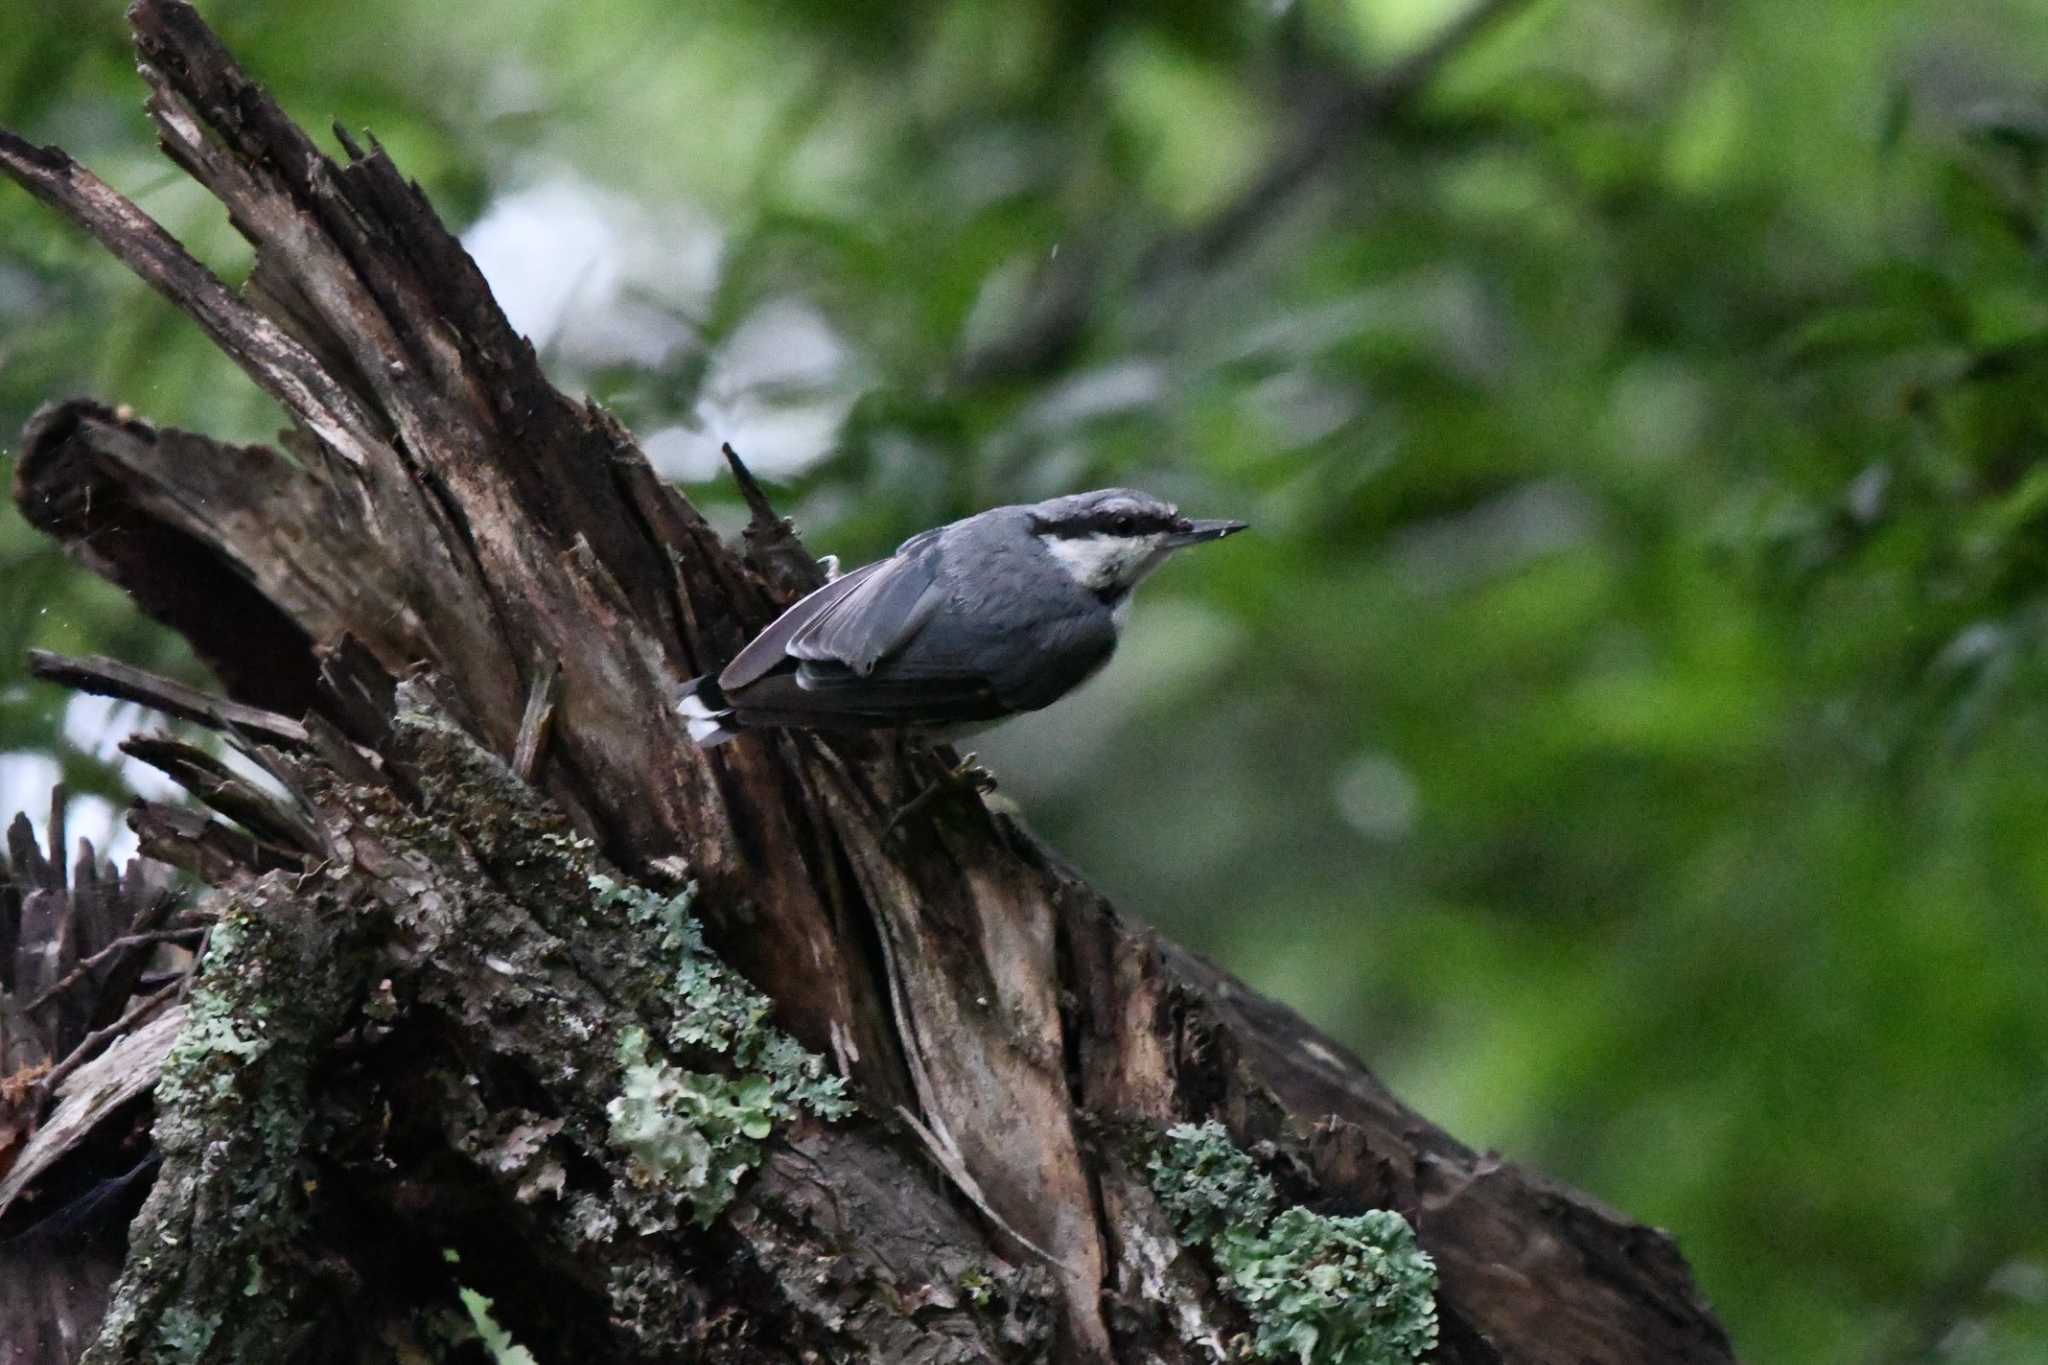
88;878;376;1364
609;1024;776;1224
152;915;271;1112
1148;1122;1438;1365
457;1286;542;1365
1150;1118;1282;1243
595;876;851;1228
155;1305;222;1364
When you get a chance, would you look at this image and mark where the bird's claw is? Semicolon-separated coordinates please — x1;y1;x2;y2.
885;753;998;838
949;752;999;795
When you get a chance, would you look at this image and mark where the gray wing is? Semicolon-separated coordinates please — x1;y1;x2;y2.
719;534;945;690
718;561;887;691
788;550;944;676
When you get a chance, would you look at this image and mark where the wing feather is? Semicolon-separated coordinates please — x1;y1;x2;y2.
723;536;947;692
788;552;943;675
718;561;889;691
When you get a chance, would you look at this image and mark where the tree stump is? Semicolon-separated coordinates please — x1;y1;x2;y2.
0;3;1737;1361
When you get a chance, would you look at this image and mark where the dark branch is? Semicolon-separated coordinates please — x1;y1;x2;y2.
25;928;203;1014
127;800;304;882
118;734;323;856
28;651;309;747
724;441;828;598
0;131;383;464
31;982;181;1101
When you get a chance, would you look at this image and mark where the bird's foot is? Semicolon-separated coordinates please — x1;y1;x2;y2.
885;752;998;838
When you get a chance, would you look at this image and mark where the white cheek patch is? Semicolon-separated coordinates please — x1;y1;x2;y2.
1041;533;1165;590
1041;533;1125;588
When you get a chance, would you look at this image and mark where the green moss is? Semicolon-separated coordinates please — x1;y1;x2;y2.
1148;1122;1438;1365
595;875;851;1228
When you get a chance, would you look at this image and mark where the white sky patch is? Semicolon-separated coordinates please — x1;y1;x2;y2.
719;297;849;391
45;696;290;863
0;752;140;866
649;298;862;482
62;693;183;803
0;751;62;832
464;177;722;371
67;794;137;865
62;692;131;759
212;736;293;804
465;175;860;483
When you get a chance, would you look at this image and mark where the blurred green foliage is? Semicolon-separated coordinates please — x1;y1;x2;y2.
7;0;2048;1359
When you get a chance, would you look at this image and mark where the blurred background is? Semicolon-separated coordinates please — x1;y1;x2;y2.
6;0;2048;1358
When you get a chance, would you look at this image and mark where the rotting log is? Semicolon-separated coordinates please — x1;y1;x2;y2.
0;3;1739;1361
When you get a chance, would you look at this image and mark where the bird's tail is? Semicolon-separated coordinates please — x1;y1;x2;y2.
677;675;742;747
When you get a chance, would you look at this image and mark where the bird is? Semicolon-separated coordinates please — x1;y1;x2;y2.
677;488;1245;748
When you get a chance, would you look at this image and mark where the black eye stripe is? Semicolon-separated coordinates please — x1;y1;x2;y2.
1038;510;1179;538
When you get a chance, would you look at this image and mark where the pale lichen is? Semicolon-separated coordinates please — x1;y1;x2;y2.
609;1024;776;1224
457;1286;541;1365
88;880;373;1364
595;875;851;1229
154;1305;221;1364
151;915;270;1111
1148;1122;1439;1365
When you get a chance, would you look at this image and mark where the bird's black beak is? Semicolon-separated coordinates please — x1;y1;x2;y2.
1164;518;1248;548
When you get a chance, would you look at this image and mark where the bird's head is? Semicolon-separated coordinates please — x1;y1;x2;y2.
1028;488;1246;597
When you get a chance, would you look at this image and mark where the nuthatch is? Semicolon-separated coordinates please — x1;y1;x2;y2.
679;488;1245;746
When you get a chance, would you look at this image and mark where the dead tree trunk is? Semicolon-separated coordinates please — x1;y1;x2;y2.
0;4;1737;1361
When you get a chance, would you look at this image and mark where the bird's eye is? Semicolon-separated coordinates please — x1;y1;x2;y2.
1114;514;1134;534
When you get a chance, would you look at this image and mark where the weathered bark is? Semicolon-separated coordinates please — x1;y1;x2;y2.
1;789;184;1363
0;3;1738;1362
